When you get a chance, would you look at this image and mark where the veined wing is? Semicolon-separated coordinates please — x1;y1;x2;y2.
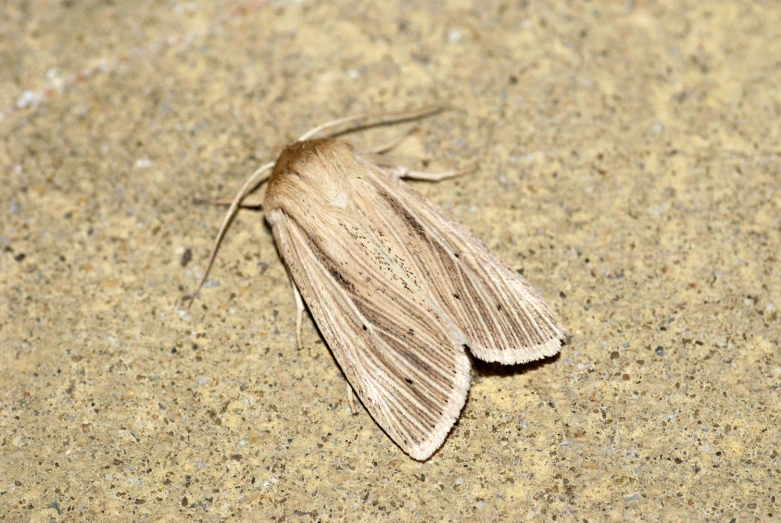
267;207;471;460
360;158;566;365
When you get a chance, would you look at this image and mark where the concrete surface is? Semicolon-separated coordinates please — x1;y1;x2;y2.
1;0;779;520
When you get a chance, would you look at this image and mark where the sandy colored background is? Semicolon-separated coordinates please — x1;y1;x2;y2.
1;0;779;521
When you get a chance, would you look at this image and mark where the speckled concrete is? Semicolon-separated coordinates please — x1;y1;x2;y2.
1;1;779;521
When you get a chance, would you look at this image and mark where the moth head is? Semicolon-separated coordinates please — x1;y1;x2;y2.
271;139;354;179
264;138;357;212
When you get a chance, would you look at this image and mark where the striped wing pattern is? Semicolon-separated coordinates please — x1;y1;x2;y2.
363;159;566;364
268;207;470;460
264;140;564;459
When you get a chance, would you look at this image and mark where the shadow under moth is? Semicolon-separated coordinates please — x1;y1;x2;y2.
191;107;566;460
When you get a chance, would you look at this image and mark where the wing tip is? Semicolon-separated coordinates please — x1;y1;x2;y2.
404;351;472;461
468;333;565;365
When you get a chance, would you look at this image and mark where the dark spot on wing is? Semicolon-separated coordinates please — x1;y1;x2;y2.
329;268;353;291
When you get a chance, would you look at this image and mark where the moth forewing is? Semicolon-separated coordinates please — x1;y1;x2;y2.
366;165;567;364
266;206;472;461
258;137;565;460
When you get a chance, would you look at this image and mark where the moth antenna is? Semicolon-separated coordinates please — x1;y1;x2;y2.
298;105;449;141
188;161;275;308
363;125;419;155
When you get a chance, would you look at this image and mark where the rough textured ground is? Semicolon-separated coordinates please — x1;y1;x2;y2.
1;1;779;521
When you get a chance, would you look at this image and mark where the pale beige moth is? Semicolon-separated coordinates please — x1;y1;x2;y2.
191;107;566;460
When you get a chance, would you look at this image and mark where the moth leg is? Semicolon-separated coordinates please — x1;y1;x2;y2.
346;384;357;415
387;165;474;182
362;126;418;155
291;278;305;350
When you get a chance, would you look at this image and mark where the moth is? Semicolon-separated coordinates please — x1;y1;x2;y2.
191;107;566;460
